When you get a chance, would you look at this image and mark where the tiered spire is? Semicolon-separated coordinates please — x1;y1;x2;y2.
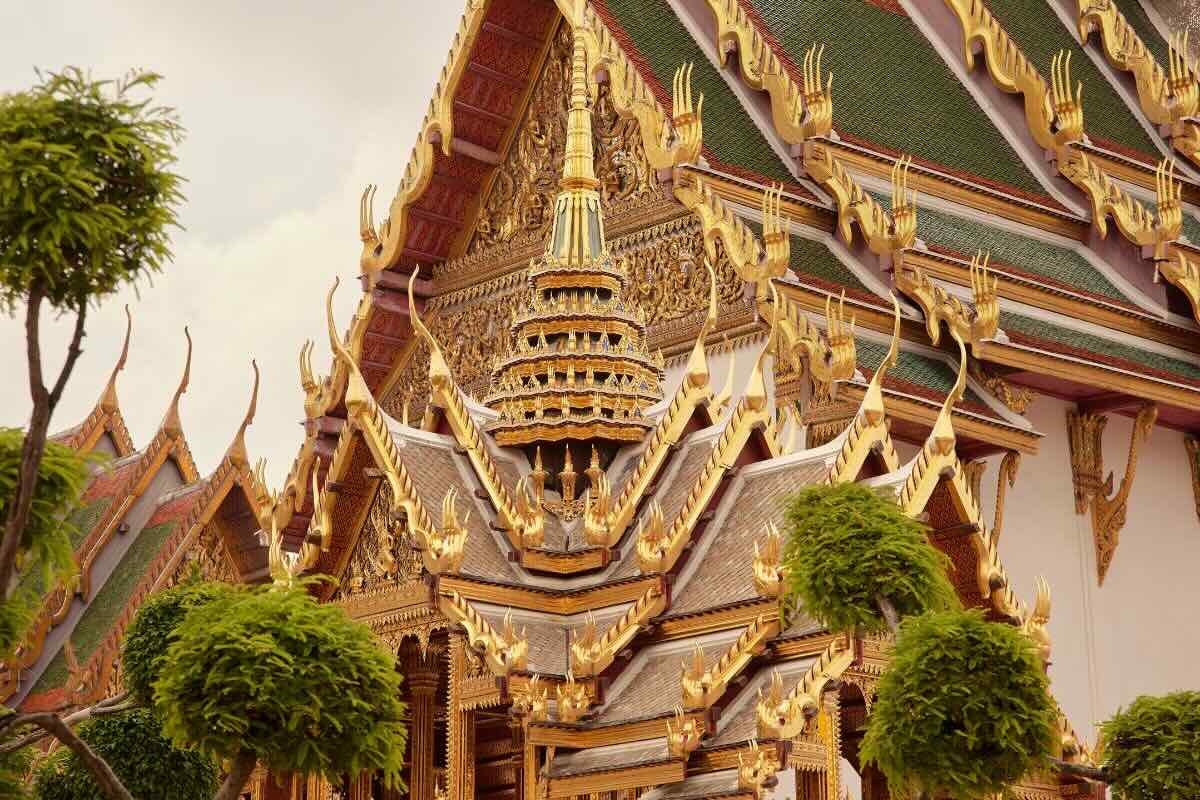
484;32;663;447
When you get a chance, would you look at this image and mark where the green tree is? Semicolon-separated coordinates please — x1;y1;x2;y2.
154;585;408;800
32;710;218;800
781;482;1196;799
0;66;183;602
780;482;958;633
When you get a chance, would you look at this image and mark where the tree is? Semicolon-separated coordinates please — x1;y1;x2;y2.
153;585;408;800
32;709;218;800
780;482;1196;799
780;482;958;634
0;66;184;601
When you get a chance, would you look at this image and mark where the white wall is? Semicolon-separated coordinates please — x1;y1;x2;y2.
974;394;1200;740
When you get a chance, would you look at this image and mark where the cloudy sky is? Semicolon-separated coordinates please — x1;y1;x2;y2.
0;1;463;484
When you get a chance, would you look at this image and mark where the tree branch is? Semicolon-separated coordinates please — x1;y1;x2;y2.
21;711;134;800
48;300;88;411
0;284;49;597
1051;757;1108;783
875;594;901;635
0;692;137;754
1;294;88;598
213;748;258;800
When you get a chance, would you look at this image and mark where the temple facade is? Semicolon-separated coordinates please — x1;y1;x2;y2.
8;1;1200;799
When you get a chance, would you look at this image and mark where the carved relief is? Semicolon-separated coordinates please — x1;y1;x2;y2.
470;24;660;254
1067;404;1158;584
385;220;742;415
165;523;239;587
332;482;423;599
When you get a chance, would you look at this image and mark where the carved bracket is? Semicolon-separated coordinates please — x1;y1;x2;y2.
1067;403;1158;584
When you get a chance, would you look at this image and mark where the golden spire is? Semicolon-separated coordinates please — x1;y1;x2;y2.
225;360;259;468
550;32;605;265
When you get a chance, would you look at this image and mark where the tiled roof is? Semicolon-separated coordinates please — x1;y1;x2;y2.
391;432;518;583
547;738;671;777
610;432;714;580
597;639;730;723
641;769;741;800
670;460;827;616
748;0;1050;198
1112;0;1170;66
999;311;1200;387
477;608;569;675
31;518;178;693
595;0;798;187
909;201;1137;308
855;339;999;419
984;0;1158;160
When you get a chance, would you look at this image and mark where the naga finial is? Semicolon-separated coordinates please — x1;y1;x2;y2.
162;326;192;438
930;333;968;456
326;277;374;418
684;259;719;390
408;267;454;393
226;360;260;467
98;304;132;413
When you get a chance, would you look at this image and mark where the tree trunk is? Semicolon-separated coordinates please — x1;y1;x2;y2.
213;749;259;800
875;594;901;634
1051;757;1108;783
24;712;134;800
0;290;87;597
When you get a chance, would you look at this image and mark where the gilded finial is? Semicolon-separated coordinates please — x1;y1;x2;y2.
931;334;968;456
226;359;260;467
98;305;132;413
685;259;719;389
326;277;374;417
162;326;192;438
408;267;454;392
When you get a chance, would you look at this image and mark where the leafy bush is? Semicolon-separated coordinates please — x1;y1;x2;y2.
154;586;408;787
0;748;33;799
0;68;183;312
860;610;1056;799
122;579;236;704
1101;691;1200;800
32;708;217;800
0;429;93;656
780;482;957;633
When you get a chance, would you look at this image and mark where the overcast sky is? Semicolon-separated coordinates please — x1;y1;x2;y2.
0;1;463;485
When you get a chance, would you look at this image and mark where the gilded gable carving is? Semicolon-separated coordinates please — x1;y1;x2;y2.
332;482;424;598
165;523;239;587
469;23;660;254
384;220;744;416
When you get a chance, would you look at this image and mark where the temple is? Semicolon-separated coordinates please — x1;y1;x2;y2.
9;1;1200;798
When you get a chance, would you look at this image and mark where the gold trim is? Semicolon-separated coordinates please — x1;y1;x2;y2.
681;613;779;708
570;584;668;676
755;636;854;740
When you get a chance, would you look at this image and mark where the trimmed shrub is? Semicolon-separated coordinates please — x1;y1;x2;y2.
860;610;1056;799
1101;691;1200;800
121;579;237;704
154;586;408;787
32;709;217;800
781;482;957;634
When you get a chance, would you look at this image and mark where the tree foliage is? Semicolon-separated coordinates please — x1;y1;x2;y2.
1100;691;1200;800
0;748;33;800
0;429;92;656
121;578;234;705
32;709;217;800
780;482;957;634
860;610;1056;799
0;67;183;312
154;586;408;787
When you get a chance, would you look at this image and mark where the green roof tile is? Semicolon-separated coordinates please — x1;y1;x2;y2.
856;338;990;411
748;0;1046;197
1000;310;1200;382
745;218;871;294
16;499;111;601
912;202;1134;304
984;0;1159;157
32;520;176;694
599;0;795;184
1180;212;1200;245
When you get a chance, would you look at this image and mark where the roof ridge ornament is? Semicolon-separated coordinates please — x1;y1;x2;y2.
225;359;259;468
98;305;132;414
161;327;192;438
